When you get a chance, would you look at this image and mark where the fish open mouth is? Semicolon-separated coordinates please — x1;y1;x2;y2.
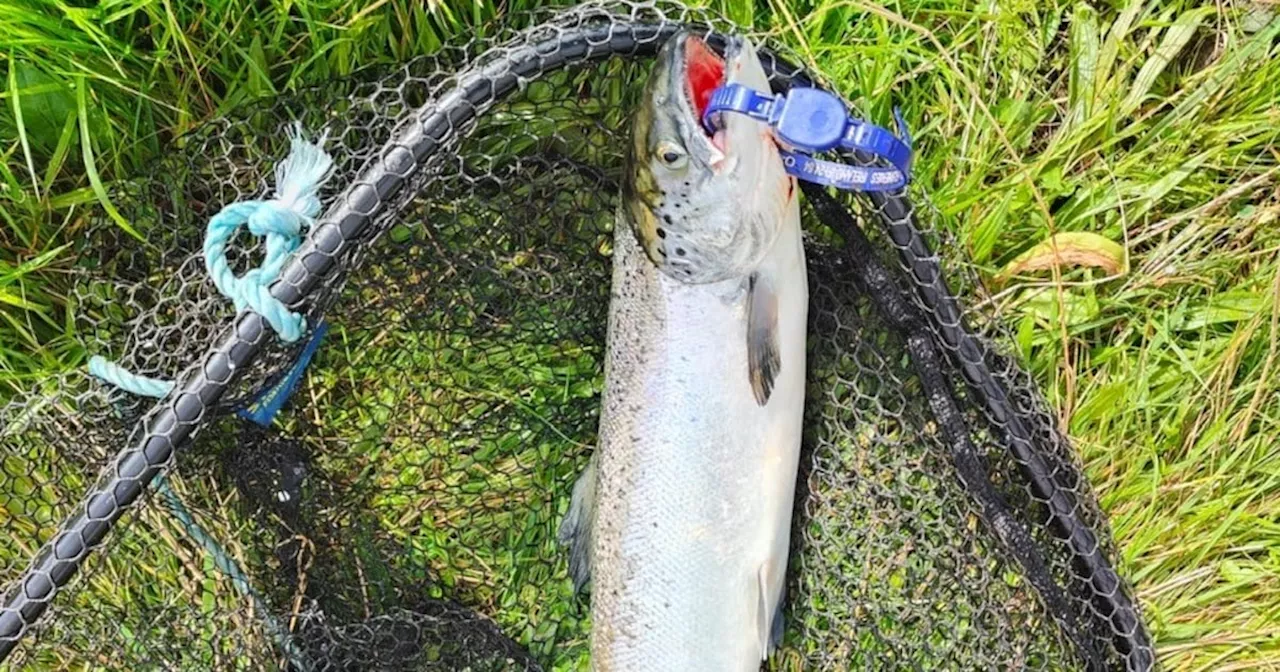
683;35;725;138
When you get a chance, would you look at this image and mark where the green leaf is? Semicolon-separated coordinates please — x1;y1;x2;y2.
7;60;75;150
47;186;98;209
246;34;274;97
1125;150;1213;222
9;52;41;198
76;78;144;243
1119;7;1216;116
42;112;79;193
1016;313;1036;359
1067;4;1100;126
0;289;39;310
1176;291;1267;331
1020;287;1101;327
10;244;69;277
1147;18;1280;138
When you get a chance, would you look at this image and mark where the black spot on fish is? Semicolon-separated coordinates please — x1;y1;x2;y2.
676;248;686;256
662;215;672;226
684;269;692;276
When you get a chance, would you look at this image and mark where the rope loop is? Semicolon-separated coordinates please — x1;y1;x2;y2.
203;200;309;342
89;121;333;397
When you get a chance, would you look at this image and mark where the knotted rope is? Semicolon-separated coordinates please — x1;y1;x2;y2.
88;122;334;395
82;123;332;672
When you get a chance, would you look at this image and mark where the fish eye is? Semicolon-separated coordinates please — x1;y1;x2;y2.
656;141;687;168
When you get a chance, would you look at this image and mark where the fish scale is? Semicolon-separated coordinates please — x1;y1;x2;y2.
596;223;796;671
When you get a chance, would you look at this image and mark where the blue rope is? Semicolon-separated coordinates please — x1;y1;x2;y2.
153;475;313;671
204;125;334;343
87;356;175;398
85;352;311;668
89;122;334;395
83;122;332;670
87;352;312;668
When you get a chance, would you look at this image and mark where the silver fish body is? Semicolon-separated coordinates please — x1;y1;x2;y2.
560;33;808;671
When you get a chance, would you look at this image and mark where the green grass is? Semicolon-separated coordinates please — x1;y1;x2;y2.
2;0;1279;670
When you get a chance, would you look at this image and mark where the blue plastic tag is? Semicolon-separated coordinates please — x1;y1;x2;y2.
702;83;913;192
237;319;329;427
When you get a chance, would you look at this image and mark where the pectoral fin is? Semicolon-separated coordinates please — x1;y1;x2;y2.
557;453;597;592
747;272;781;406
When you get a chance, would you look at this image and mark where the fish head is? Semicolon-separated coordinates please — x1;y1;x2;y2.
623;32;796;284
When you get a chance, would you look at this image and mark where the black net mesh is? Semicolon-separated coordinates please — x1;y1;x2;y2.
0;2;1152;670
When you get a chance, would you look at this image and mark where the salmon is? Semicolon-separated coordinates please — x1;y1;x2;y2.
559;32;808;671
